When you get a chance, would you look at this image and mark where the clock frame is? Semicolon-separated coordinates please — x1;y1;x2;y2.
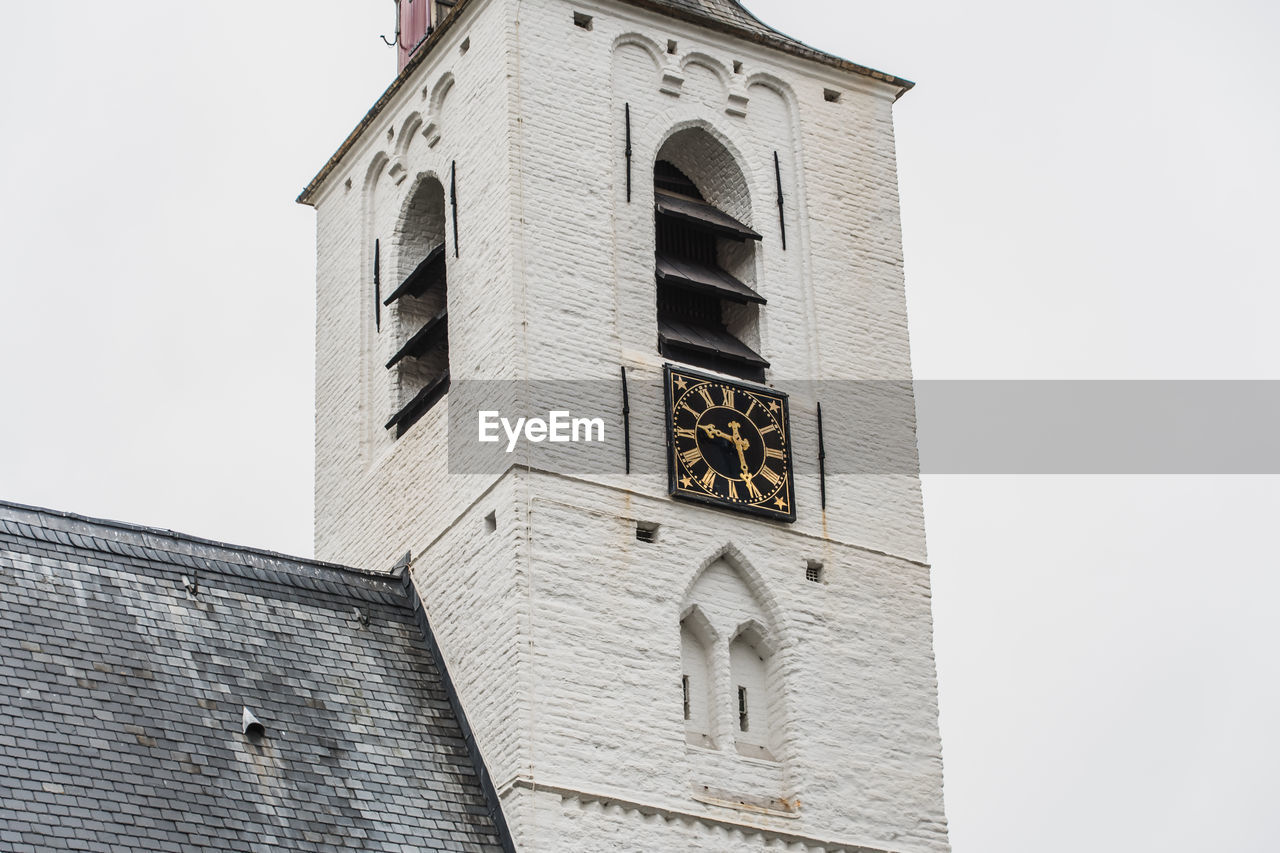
664;365;796;523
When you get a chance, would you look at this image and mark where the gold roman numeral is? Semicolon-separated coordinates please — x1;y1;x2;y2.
680;447;703;467
758;466;781;487
721;387;735;408
765;447;785;461
744;477;764;501
697;386;716;408
698;468;717;492
727;480;739;500
745;398;757;418
675;427;697;440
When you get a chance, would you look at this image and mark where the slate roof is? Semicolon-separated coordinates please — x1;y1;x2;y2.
298;0;913;206
647;0;783;36
0;500;511;853
619;0;913;88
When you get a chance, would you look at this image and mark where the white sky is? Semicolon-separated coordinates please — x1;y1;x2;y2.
1;1;1277;851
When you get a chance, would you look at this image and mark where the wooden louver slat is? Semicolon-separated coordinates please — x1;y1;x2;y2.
657;317;769;368
655;189;761;241
656;254;765;304
385;310;448;369
384;370;451;434
383;244;446;306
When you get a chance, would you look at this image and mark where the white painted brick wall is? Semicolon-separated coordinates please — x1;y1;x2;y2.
308;0;947;849
506;477;947;851
312;0;522;571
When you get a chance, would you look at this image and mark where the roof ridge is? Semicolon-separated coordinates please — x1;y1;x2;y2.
0;499;405;605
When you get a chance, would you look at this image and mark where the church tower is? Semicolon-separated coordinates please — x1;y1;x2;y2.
300;1;948;850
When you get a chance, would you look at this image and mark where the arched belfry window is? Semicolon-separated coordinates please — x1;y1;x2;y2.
653;131;767;382
384;176;450;437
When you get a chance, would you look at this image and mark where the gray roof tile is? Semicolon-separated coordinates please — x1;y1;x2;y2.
0;500;508;852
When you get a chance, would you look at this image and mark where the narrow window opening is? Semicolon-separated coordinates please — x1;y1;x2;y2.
636;521;659;543
667;39;678;55
484;510;497;533
573;12;593;30
730;622;776;759
824;88;842;103
732;60;743;74
806;560;824;584
459;37;471;54
386;127;395;143
344;177;353;192
681;614;716;748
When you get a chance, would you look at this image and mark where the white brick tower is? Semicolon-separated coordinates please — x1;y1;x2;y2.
300;1;948;850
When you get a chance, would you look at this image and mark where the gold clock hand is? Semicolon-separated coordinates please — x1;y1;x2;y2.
728;422;751;479
698;424;731;441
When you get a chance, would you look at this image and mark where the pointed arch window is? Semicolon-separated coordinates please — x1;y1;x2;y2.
385;176;451;436
653;134;767;382
678;556;784;763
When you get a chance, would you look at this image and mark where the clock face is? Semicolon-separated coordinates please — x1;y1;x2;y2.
664;366;796;523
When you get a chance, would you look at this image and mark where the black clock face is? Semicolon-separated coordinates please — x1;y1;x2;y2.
665;366;795;522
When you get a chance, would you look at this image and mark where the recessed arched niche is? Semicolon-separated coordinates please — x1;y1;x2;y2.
677;550;791;811
680;605;719;749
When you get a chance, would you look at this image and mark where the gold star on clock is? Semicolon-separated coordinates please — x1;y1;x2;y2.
768;400;781;413
674;376;688;391
774;496;789;510
680;475;693;489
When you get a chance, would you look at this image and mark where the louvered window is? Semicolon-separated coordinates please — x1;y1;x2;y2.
384;178;451;437
654;161;767;382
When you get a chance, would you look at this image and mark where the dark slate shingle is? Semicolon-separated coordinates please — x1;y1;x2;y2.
0;500;508;852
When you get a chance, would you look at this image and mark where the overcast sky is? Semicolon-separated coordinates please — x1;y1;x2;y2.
1;2;1277;851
